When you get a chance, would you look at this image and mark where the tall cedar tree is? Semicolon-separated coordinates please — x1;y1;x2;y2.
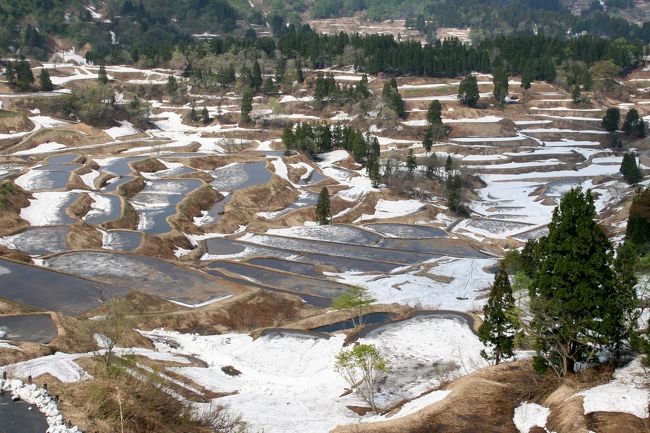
39;68;53;91
530;187;632;376
623;108;646;138
316;187;331;225
98;64;109;85
478;262;518;364
240;90;253;123
620;152;643;184
166;75;179;94
422;130;433;154
406;149;417;176
492;69;509;105
601;107;620;134
625;189;650;253
458;75;480;107
251;60;263;91
426;100;442;126
201;106;210;124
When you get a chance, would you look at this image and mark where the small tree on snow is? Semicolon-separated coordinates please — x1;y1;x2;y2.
316;187;331;225
331;286;375;327
478;262;519;364
335;344;389;413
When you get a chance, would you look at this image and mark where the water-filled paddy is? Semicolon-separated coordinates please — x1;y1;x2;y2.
0;393;49;433
210;161;272;191
0;313;58;343
366;223;447;239
103;230;143;251
3;226;70;255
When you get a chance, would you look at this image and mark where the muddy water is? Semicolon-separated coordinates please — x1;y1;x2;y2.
310;312;394;333
377;238;490;258
101;175;134;192
98;156;146;176
5;226;70;255
198;194;233;226
0;314;58;343
47;154;80;164
366;223;447;239
210;161;272;191
44;252;234;305
207;261;351;299
130;178;203;233
246;258;321;278
245;233;437;264
0;394;49;433
0;259;118;314
103;230;143;251
84;193;123;224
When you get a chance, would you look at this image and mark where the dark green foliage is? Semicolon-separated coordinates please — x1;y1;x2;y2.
445;173;467;215
620;152;643;185
426;100;442;126
201;106;210;124
316;187;331;225
240;90;253;123
166;75;178;94
382;81;405;118
445;154;453;172
492;69;509;105
458;75;480;107
530;187;634;376
625;188;650;254
406;149;417;176
217;65;236;87
6;58;34;91
98;64;109;85
478;262;519;364
622;108;646;138
422;130;433;154
251;60;263;91
39;68;53;91
601;107;620;133
262;77;277;95
283;123;371;163
366;134;381;188
521;68;532;92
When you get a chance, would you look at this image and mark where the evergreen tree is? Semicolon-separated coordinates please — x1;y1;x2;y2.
189;104;198;122
622;108;646;138
13;59;34;91
39;68;53;91
251;60;262;91
478;262;519;365
426;100;442;126
625;189;650;254
445;154;453;172
530;187;633;376
201;106;210;124
366;135;381;188
521;68;532;96
422;130;433;154
492;69;509;105
425;154;438;179
620;152;643;184
458;75;480;107
166;75;179;94
355;74;370;98
261;77;276;95
296;59;304;83
316;187;331;225
98;64;109;85
571;85;582;104
406;149;417;176
601;107;621;134
240;90;253;123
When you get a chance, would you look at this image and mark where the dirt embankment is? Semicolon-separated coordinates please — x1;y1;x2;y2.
117;176;146;198
130;158;167;173
212;175;300;233
104;198;139;230
0;110;34;134
134;232;193;260
170;185;220;235
67;193;94;219
67;223;103;250
0;181;32;236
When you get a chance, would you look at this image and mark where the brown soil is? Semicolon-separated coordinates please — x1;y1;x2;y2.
587;412;650;433
130;158;167;173
0;110;34;134
331;361;559;433
0;181;32;236
67;193;93;219
170;184;219;235
134;232;193;260
117;176;146;198
67;223;103;250
104;198;139;230
211;175;299;233
0;245;32;263
0;342;52;365
94;172;116;190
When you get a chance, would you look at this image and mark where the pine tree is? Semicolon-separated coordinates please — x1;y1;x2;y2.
422;130;433;154
520;68;532;96
296;59;304;83
316;187;331;225
251;60;262;91
406;149;417;176
13;59;34;91
458;75;480;107
98;64;109;85
492;69;509;105
626;189;650;254
622;108;646;138
426;100;442;127
201;106;210;124
240;89;253;123
166;75;179;94
530;187;633;376
262;77;276;95
571;85;582;105
425;154;437;179
601;107;620;134
445;154;453;172
39;68;53;91
478;262;519;365
620;152;643;184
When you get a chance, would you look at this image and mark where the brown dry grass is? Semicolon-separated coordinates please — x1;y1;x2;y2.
130;158;167;173
170;184;220;235
117;176;146;198
104;198;139;230
0;181;32;236
0;110;34;134
67;193;93;218
67;223;103;250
